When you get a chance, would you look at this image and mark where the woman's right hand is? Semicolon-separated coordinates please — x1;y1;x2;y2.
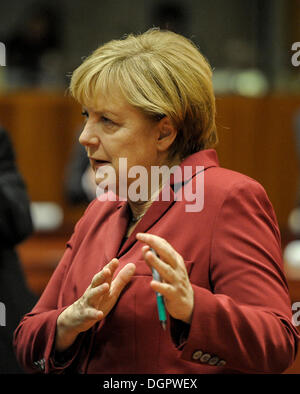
55;258;135;352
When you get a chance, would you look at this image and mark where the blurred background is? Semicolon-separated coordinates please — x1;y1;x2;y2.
0;0;300;373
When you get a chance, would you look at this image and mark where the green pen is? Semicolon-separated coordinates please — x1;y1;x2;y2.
150;248;167;330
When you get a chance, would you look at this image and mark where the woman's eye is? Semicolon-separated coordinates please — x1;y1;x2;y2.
81;110;89;118
101;116;114;125
80;111;115;127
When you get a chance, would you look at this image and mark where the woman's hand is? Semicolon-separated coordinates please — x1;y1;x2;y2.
136;233;194;324
55;259;135;352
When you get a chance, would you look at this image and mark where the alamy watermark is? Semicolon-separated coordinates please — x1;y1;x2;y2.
0;42;6;66
94;159;204;213
292;302;300;326
291;42;300;67
0;302;6;326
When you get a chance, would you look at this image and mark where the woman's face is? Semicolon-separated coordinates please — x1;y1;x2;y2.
79;89;165;199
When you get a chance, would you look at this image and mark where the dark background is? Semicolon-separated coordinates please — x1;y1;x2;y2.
0;0;299;92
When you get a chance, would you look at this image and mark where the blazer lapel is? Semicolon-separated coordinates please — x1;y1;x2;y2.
104;201;131;263
118;183;176;256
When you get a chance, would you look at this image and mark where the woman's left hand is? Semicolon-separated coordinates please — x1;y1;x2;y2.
136;232;194;324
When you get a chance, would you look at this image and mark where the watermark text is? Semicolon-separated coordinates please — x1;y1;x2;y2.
0;42;6;66
94;159;204;213
292;302;300;326
291;42;300;67
0;302;6;326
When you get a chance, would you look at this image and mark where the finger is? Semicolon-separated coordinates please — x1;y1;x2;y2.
110;263;136;299
91;258;119;288
85;307;104;321
142;246;175;284
150;280;175;300
92;267;109;287
90;268;110;288
136;233;179;268
88;282;109;304
106;258;120;277
103;258;120;285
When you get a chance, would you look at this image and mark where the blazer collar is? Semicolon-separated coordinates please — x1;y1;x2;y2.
170;148;219;185
104;149;219;260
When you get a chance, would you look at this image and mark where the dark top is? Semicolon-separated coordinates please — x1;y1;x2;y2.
0;127;37;373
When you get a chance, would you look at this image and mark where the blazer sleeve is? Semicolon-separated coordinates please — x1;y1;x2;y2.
13;201;98;374
175;179;300;373
13;245;75;373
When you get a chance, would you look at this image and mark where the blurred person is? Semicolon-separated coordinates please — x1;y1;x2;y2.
14;29;299;374
0;127;36;373
64;134;95;205
288;109;300;235
5;2;63;87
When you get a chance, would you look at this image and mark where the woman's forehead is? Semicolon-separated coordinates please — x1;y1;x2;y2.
84;91;138;117
83;86;125;110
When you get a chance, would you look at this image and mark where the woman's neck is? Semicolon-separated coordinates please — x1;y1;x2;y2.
128;154;182;222
128;198;154;222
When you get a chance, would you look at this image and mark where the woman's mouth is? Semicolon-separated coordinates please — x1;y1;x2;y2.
90;158;110;169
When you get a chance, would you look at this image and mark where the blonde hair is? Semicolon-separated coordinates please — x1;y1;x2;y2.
69;28;218;159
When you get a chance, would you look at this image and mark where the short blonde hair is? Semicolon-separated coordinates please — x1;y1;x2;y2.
69;28;218;159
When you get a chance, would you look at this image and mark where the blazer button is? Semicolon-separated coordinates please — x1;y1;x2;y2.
217;360;226;367
192;350;203;360
200;353;211;363
208;356;219;366
33;358;45;371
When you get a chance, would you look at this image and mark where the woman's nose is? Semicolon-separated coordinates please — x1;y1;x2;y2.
79;126;100;147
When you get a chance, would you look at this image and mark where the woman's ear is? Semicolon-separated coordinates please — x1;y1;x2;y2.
156;117;177;152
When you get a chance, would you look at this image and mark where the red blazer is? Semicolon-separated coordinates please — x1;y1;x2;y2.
13;149;299;374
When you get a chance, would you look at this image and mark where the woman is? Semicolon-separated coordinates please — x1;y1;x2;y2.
14;29;299;374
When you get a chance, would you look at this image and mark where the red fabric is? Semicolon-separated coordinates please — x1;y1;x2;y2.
13;149;299;374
